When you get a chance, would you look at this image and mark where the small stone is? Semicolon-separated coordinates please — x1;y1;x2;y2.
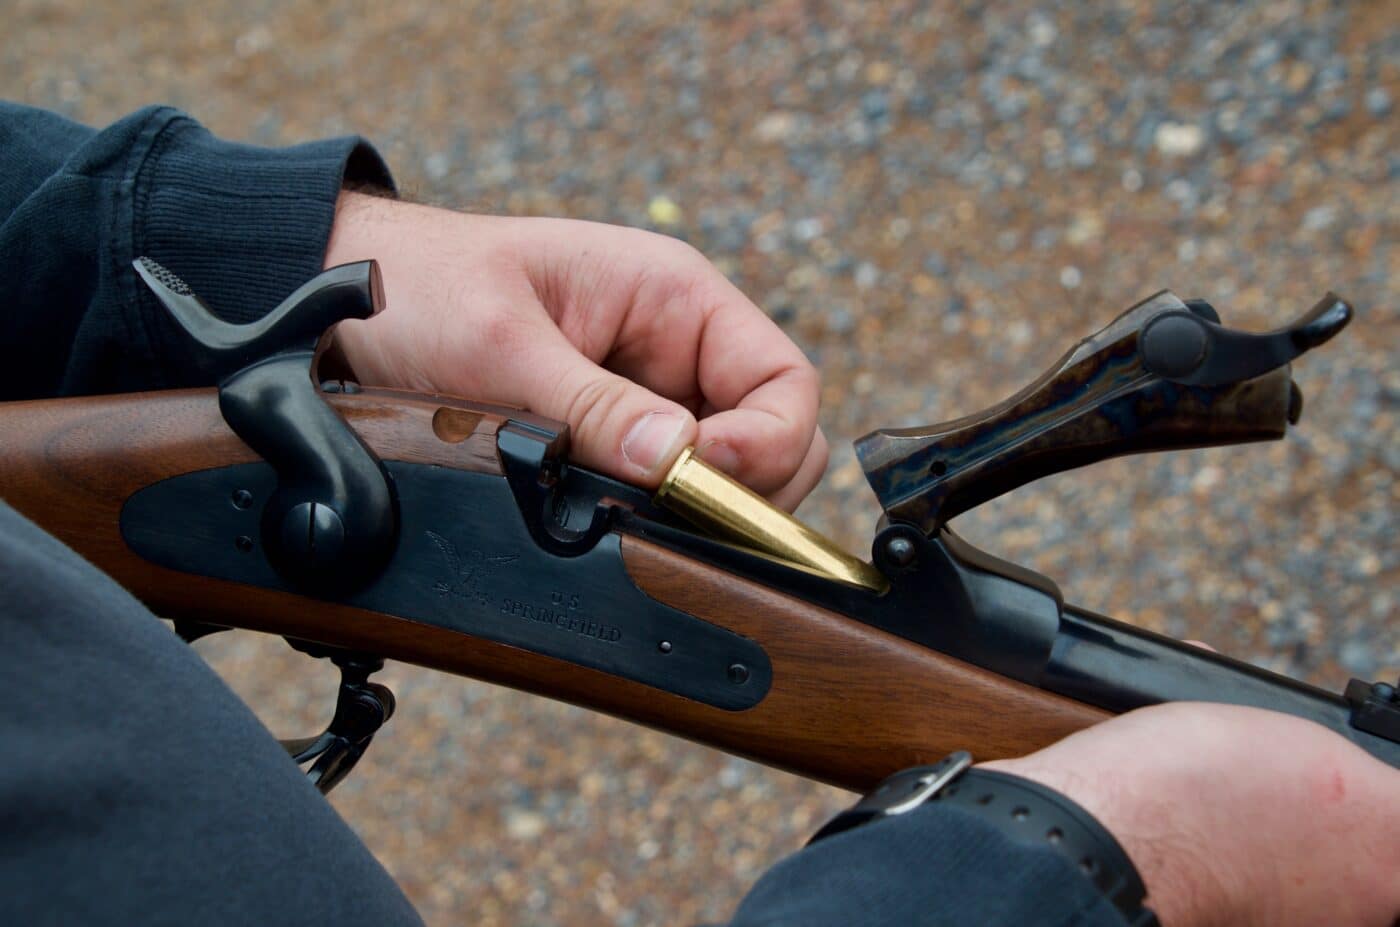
1323;97;1353;122
860;89;889;121
753;111;798;143
1205;79;1235;103
1164;178;1196;204
1249;40;1282;71
826;307;856;334
1216;106;1243;136
1027;14;1057;48
853;262;879;289
830;459;865;490
504;808;547;840
1365;87;1392;117
1059;265;1082;289
1340;640;1376;675
234;25;272;58
1121;169;1144;192
791;217;824;241
1301;205;1337;232
922;253;950;277
647;196;683;226
1066;211;1104;246
423;152;450;181
718;758;749;788
1316;60;1348;92
1284;61;1313;94
1154;122;1205;157
1068;141;1097;169
865;60;893;85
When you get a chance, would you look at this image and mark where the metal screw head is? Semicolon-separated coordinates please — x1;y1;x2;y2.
1373;682;1397;703
1141;314;1208;379
234;535;254;553
886;536;917;568
280;502;346;567
658;641;673;654
231;489;254;510
727;663;750;685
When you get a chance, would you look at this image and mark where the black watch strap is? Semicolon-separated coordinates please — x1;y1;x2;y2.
809;752;1158;927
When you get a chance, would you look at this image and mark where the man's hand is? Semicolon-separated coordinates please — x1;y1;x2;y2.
323;192;826;511
983;703;1400;927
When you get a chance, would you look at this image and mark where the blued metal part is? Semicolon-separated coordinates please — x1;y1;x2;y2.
278;653;395;794
1342;679;1400;742
1140;292;1351;387
1047;604;1400;768
655;446;888;593
854;291;1352;534
134;257;384;373
497;420;618;556
220;353;399;591
135;258;399;593
121;462;772;711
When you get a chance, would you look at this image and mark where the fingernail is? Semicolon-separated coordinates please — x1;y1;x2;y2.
697;440;741;476
622;412;687;476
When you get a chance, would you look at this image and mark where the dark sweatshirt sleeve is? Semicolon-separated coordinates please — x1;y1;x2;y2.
725;802;1129;927
0;102;393;398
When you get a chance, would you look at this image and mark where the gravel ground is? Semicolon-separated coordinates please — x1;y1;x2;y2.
6;1;1396;924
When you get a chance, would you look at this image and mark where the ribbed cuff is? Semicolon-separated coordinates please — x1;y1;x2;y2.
126;107;395;387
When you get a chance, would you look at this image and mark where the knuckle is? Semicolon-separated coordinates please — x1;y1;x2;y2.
558;372;626;437
791;356;822;397
476;309;532;356
642;229;704;266
669;238;709;268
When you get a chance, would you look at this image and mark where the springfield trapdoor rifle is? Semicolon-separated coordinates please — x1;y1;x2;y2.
2;258;1396;791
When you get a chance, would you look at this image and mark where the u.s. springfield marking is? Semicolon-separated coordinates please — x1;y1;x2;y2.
426;531;621;643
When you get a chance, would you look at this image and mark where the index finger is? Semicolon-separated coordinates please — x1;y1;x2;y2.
687;274;822;496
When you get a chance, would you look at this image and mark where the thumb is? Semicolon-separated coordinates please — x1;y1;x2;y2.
500;330;698;486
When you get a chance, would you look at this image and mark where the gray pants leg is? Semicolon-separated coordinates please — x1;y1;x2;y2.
0;501;423;926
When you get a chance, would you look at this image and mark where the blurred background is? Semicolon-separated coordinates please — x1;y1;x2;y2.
7;1;1396;924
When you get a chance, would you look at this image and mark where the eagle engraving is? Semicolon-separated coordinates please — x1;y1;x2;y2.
427;530;517;607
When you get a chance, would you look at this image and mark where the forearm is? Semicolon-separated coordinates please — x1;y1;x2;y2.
0;101;392;398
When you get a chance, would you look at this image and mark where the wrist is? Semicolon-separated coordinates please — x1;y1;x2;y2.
812;754;1160;925
979;756;1235;927
320;191;419;387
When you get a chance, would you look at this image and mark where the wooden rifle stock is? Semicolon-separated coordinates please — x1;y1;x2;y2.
0;388;1106;790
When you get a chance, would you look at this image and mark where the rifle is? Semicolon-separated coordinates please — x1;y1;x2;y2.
2;258;1395;793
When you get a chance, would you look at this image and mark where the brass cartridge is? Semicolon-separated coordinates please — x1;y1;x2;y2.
655;447;889;593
